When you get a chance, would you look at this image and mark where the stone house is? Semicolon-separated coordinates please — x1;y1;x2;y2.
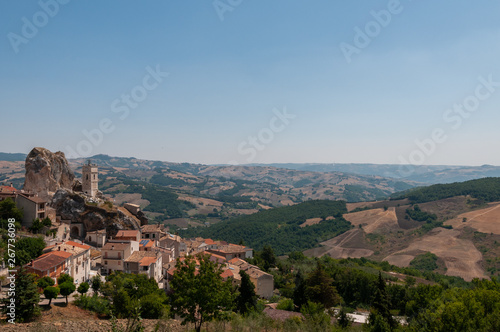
206;244;253;260
86;229;107;248
15;193;47;228
115;229;141;242
24;251;72;283
228;258;274;299
158;233;182;259
101;241;137;275
141;224;166;244
124;251;163;283
48;241;92;284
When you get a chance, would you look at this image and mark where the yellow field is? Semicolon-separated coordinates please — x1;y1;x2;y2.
444;202;500;235
344;207;399;234
384;228;485;281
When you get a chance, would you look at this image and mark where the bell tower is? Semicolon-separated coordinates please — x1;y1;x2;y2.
82;160;98;198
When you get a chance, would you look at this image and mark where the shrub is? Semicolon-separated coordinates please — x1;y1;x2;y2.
44;286;59;306
276;297;295;311
77;282;90;295
139;293;168;319
37;276;55;290
74;294;111;316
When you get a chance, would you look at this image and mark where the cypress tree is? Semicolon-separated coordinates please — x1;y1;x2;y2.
1;267;40;322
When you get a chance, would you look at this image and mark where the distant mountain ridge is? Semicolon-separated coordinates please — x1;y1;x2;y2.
0;152;26;162
247;163;500;184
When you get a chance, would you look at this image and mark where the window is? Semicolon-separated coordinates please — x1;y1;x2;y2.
118;261;121;266
105;261;108;265
86;175;88;180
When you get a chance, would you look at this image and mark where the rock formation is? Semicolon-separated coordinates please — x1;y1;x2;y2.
51;189;141;237
23;147;75;200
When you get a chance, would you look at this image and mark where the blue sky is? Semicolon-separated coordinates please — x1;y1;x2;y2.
1;0;500;166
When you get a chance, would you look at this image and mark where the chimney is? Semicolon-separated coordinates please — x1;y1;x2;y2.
10;183;13;187
111;245;114;250
58;246;61;251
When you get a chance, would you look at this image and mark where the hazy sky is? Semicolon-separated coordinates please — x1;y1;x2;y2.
2;1;500;166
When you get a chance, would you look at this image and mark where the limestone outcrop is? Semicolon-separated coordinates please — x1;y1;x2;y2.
51;189;141;237
23;147;75;200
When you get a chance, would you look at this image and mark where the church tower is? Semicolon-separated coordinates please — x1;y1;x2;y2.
82;160;98;198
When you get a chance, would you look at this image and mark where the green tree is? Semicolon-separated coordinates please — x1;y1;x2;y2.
29;218;44;233
101;271;168;319
77;282;90;295
44;286;60;306
37;276;55;290
41;217;52;227
336;307;353;329
139;293;168;319
57;273;74;285
300;301;331;331
236;270;257;314
369;272;397;329
91;274;102;294
170;254;234;332
59;281;76;305
112;288;134;318
9;236;45;266
293;269;307;309
304;262;341;308
276;297;295;311
0;198;23;224
1;267;40;322
260;245;277;271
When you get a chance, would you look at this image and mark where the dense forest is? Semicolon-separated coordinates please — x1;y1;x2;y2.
391;177;500;203
180;200;352;255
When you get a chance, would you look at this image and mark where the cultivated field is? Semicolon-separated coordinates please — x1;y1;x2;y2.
444;202;500;235
300;216;334;227
384;228;486;281
304;229;374;259
343;207;400;234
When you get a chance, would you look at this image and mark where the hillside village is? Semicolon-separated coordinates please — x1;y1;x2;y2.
0;148;274;303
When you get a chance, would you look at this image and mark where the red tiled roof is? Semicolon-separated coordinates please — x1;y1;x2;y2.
28;252;68;272
65;241;91;250
220;269;233;279
43;251;72;259
207;252;226;263
0;186;17;193
102;242;130;251
204;239;215;245
140;257;157;266
116;230;140;238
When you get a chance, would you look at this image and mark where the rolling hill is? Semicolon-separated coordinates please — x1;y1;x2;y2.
180;200;351;255
249;163;500;184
